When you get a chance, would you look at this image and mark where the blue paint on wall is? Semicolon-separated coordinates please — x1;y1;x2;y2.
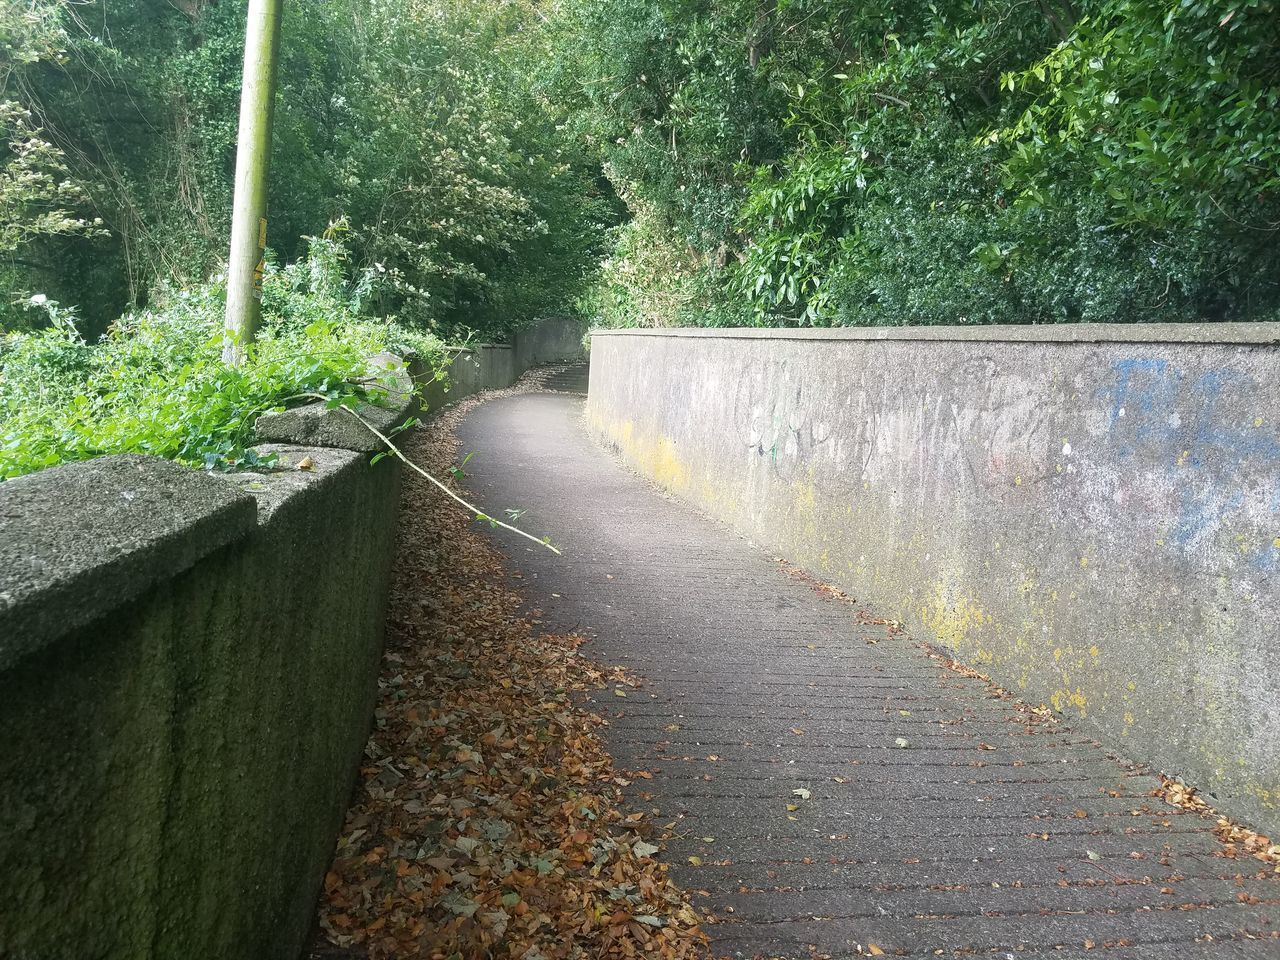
1105;358;1280;564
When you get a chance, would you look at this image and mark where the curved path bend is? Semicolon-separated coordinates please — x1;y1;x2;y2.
457;369;1280;960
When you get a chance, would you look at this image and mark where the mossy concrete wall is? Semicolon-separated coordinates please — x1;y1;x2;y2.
514;317;587;370
587;324;1280;835
419;318;587;413
0;447;398;960
0;351;430;959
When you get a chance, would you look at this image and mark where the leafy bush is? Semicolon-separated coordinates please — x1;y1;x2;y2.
996;0;1280;320
583;182;748;330
555;0;1280;328
2;0;612;340
0;236;445;480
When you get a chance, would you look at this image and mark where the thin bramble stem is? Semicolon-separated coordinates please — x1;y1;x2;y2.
314;396;561;556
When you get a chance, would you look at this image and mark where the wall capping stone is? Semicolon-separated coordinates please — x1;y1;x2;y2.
0;454;257;671
216;444;365;523
591;321;1280;346
254;351;419;454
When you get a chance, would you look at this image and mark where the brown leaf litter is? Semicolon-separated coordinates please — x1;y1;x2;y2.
311;373;709;959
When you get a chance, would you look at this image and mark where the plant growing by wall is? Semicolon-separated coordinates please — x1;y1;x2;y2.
0;233;444;479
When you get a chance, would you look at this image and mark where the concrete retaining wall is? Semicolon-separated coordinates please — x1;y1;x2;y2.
0;316;582;959
587;324;1280;834
0;448;399;960
513;316;587;370
419;318;587;414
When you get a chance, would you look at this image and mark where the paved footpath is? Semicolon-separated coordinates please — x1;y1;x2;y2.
457;369;1280;959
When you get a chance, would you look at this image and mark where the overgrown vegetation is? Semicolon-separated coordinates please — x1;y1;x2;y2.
0;234;445;479
1;0;613;340
1;0;615;479
3;0;1278;481
553;0;1280;327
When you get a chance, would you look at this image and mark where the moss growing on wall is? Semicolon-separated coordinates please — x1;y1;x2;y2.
0;447;400;960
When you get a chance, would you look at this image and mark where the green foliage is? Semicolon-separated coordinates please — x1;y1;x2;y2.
2;0;612;339
0;101;103;255
555;0;1280;327
996;0;1280;318
6;0;1278;351
584;184;748;329
0;4;101;263
336;0;615;341
0;235;446;479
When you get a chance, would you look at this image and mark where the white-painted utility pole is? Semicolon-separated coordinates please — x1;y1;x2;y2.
223;0;284;366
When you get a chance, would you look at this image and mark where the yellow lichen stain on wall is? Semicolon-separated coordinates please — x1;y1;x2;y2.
649;435;689;490
986;565;1103;721
919;587;988;656
792;479;818;539
594;414;690;493
1247;784;1277;809
1049;684;1088;715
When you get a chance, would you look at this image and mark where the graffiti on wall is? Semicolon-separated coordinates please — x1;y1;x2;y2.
1104;356;1280;572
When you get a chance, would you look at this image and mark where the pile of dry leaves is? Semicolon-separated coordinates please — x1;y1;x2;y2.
313;386;708;959
1156;777;1280;875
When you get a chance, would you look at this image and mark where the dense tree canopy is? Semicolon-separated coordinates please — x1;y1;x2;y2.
2;0;1277;340
552;0;1280;327
1;0;614;339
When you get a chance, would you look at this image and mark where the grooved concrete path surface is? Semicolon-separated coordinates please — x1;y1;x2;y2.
457;372;1280;959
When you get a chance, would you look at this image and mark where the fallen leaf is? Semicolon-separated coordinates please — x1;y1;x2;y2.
313;400;711;960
